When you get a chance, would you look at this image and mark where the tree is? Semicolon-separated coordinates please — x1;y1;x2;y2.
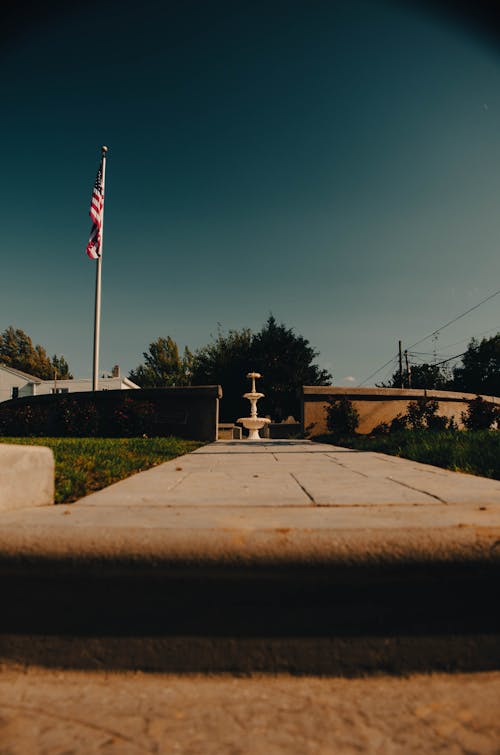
128;336;193;387
452;335;500;396
382;362;451;390
190;327;254;421
0;326;72;379
251;316;332;421
191;316;332;422
51;354;72;380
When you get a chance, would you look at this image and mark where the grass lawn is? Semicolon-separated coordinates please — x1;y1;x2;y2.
0;437;202;503
315;430;500;481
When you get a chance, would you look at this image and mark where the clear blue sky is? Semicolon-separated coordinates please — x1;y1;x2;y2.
2;0;500;385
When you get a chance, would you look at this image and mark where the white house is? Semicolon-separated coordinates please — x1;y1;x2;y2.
0;363;139;402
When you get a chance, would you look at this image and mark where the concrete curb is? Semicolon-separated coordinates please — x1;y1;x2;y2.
1;440;500;674
0;443;54;512
0;514;499;572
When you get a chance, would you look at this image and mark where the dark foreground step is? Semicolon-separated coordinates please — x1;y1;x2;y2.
2;558;499;675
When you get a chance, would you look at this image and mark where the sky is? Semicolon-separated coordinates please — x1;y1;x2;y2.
2;0;500;387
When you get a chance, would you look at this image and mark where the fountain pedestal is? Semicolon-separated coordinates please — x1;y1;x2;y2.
237;372;271;440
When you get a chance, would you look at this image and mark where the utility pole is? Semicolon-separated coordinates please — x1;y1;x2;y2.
404;349;411;388
398;341;403;388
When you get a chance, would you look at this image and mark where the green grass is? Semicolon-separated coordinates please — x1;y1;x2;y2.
0;437;202;503
315;430;500;480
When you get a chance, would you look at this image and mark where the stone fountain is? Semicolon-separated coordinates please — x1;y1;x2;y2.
237;372;271;440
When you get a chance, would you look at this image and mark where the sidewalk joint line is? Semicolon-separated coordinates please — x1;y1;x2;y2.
166;471;192;492
386;477;448;504
326;457;370;478
289;473;316;505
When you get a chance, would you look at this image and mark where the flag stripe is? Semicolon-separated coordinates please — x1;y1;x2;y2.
86;160;104;259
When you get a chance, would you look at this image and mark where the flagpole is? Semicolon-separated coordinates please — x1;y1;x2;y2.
92;145;108;392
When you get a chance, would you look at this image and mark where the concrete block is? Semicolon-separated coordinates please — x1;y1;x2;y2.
0;443;54;511
218;423;242;440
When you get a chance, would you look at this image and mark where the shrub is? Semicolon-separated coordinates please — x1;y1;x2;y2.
0;388;215;440
372;405;453;436
112;396;156;436
326;397;359;437
320;429;500;482
404;397;448;431
0;402;51;436
426;412;448;432
58;398;99;436
390;414;408;432
405;397;437;430
371;421;391;436
461;396;499;430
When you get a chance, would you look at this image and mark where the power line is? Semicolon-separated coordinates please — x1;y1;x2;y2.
431;351;467;367
379;361;400;385
439;325;500;351
357;355;398;387
408;288;500;350
409;350;451;358
358;289;500;388
408;351;456;361
358;347;468;387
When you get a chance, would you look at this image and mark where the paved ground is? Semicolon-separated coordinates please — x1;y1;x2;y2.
2;440;500;751
2;440;500;566
1;667;499;754
60;438;500;507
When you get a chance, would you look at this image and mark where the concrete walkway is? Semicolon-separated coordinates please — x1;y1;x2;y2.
2;439;500;563
2;440;500;753
1;440;500;675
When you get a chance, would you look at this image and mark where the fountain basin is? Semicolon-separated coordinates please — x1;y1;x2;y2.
237;416;271;440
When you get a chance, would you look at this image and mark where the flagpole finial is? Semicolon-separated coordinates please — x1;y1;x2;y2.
101;145;108;154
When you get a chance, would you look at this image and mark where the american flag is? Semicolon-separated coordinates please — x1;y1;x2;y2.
86;159;104;259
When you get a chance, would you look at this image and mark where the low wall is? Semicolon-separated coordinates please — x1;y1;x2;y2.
0;443;54;512
261;422;303;439
302;386;500;436
0;386;222;442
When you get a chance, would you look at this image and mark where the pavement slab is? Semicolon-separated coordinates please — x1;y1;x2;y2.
1;440;500;676
1;440;500;559
1;667;499;754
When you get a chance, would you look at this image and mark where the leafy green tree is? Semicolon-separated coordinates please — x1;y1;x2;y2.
129;336;193;387
191;316;332;422
452;335;500;396
0;326;72;379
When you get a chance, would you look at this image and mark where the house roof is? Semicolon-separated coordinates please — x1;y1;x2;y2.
122;377;140;389
0;363;140;389
33;376;141;389
0;363;42;383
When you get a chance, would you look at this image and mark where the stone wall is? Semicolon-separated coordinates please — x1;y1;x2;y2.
302;386;500;436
